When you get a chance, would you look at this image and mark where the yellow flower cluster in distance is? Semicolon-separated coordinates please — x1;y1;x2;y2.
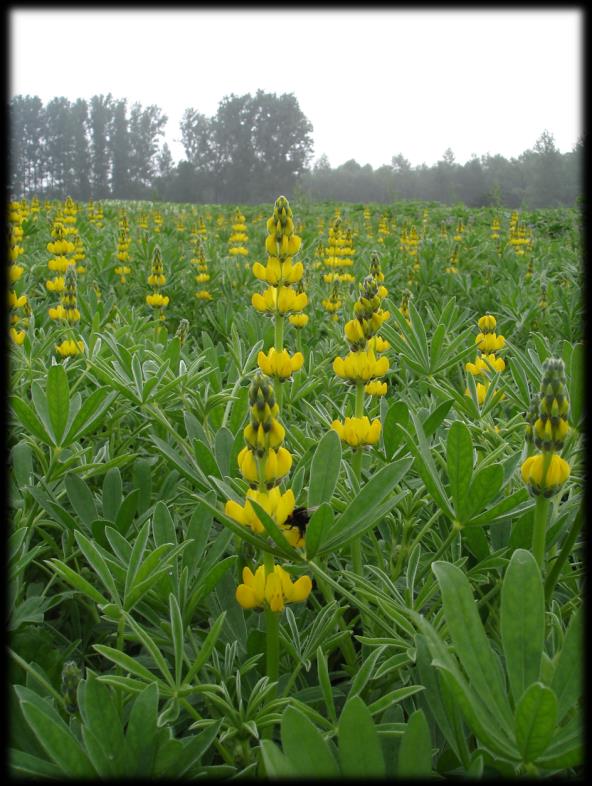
465;313;506;404
114;216;132;283
146;246;169;314
236;564;312;613
228;209;249;256
521;358;570;497
192;236;213;300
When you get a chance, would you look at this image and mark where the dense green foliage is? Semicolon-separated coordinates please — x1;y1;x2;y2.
9;196;583;779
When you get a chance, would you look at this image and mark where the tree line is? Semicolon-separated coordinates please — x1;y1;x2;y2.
9;92;582;208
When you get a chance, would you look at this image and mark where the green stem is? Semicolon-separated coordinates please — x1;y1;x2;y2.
350;382;365;574
274;314;284;352
532;494;550;569
307;559;391;636
179;698;235;766
262;551;280;696
314;568;357;668
544;508;583;604
273;314;285;410
416;525;460;582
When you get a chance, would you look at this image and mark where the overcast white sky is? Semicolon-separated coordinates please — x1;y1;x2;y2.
10;9;582;169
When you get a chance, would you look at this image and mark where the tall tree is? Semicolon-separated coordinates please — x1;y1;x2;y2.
89;93;114;198
8;95;45;194
44;97;75;197
70;98;91;200
110;98;130;198
523;130;564;207
128;103;168;196
249;90;314;200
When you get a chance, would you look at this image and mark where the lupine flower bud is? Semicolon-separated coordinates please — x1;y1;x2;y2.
61;661;82;714
534;358;570;451
175;318;190;345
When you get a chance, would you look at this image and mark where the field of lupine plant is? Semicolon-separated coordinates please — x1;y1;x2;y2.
8;194;583;778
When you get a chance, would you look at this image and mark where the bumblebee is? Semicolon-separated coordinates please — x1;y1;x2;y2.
283;506;317;542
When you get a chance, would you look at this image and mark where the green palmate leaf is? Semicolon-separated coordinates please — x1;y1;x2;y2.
397;708;432;777
151;435;208;490
125;682;159;777
115;489;140;536
466;487;532;527
535;711;582;770
169;722;224;777
260;740;297;777
316;646;337;723
185;611;227;684
308;428;341;507
500;549;544;705
9;749;64;779
407;300;431;369
124;612;176;689
169;593;185;686
367;685;425;715
432;561;514;730
74;530;121;605
322;459;412;552
303;503;332;560
462;526;490;561
514;682;557;763
124;542;191;611
46;364;70;445
430;321;447;370
550;608;582;722
338;696;385;776
47;558;109;605
382;400;410;459
415;634;470;768
132;459;152;515
31;383;56;443
447;420;474;522
182;492;216;577
78;671;127;776
566;341;583;428
214;427;234;477
398;412;455;521
65;473;98;530
422;398;454;438
102;468;123;522
466;463;504;521
11;440;34;488
10;396;53;445
64;389;117;444
123;519;151;602
281;706;339;776
193;439;222;480
412;610;520;762
92;645;162;685
152;501;177;546
348;646;385;699
406;542;421;603
15;687;95;777
185;558;236;629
